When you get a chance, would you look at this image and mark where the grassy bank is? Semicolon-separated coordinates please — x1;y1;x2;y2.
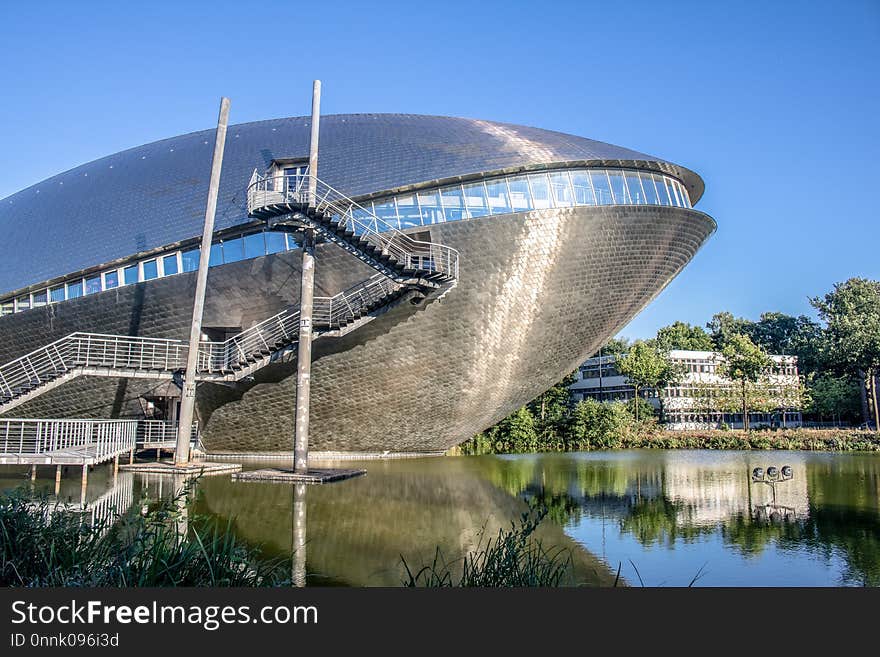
0;486;289;586
456;428;880;455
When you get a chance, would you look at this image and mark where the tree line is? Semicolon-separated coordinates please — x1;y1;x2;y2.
460;277;880;454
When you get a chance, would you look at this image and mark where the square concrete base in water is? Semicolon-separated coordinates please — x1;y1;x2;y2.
118;461;242;476
231;468;366;484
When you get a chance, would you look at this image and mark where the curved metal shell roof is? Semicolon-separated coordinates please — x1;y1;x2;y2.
0;113;704;296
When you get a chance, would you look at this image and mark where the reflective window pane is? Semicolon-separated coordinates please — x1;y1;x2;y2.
243;233;265;260
16;296;30;311
462;182;489;218
373;199;400;229
589;170;613;204
350;206;376;235
414;190;441;225
85;276;102;295
625;172;646;204
32;290;47;307
654;175;671;205
607;171;629;203
182;249;200;271
209;243;223;267
163;254;179;276
549;172;574;207
528;173;552;209
142;260;159;280
508;176;533;211
396;194;422;229
0;301;13;316
570;171;595;205
668;178;682;207
265;231;286;254
222;237;245;264
124;265;138;285
104;270;119;289
640;173;658;205
440;186;466;221
677;181;691;208
50;285;65;303
485;179;512;214
67;281;83;299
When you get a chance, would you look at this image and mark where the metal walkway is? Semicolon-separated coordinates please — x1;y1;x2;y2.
0;171;459;414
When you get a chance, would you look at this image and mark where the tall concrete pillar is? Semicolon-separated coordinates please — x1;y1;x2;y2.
30;464;37;481
54;466;61;496
293;81;321;474
175;97;231;466
294;229;315;473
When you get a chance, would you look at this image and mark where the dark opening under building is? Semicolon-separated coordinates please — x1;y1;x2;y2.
0;114;715;455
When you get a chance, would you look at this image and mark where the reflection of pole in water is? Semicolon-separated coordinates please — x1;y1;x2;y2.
172;475;189;540
292;483;307;587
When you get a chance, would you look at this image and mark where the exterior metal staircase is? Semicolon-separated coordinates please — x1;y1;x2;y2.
0;172;460;416
246;171;459;289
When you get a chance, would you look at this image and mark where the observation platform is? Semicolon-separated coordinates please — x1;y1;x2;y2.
232;467;366;484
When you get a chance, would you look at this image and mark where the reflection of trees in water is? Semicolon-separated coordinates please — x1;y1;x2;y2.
477;453;880;586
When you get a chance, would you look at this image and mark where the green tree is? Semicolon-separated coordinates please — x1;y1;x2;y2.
808;374;861;425
568;399;631;449
811;278;880;429
528;372;576;446
752;312;823;375
615;341;667;422
592;336;630;358
719;333;772;431
707;312;755;350
655;321;714;352
500;406;539;452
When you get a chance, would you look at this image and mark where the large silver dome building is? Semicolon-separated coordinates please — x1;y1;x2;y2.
0;114;715;454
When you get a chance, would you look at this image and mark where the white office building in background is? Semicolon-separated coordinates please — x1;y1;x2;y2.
569;349;803;430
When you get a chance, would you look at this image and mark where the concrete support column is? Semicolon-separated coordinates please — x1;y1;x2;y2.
54;466;61;496
156;448;161;462
129;447;135;465
30;464;37;482
294;229;315;474
113;454;119;479
80;465;88;507
175;97;231;465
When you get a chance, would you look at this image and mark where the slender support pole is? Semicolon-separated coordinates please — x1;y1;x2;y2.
175;97;231;465
30;464;37;481
294;229;315;473
54;466;61;496
129;447;135;465
156;448;161;462
293;81;321;474
113;454;119;478
307;80;321;204
80;464;88;507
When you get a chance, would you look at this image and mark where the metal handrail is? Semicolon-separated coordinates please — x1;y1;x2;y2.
0;417;137;461
247;171;460;280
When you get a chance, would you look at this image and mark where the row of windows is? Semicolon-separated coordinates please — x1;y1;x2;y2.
1;166;693;316
580;359;797;380
354;168;691;229
666;412;803;424
0;230;297;316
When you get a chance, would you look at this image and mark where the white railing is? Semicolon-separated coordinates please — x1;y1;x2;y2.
0;418;137;461
198;273;402;373
136;419;199;445
247;170;459;280
0;332;189;402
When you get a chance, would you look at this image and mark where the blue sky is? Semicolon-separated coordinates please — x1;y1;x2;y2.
1;0;877;339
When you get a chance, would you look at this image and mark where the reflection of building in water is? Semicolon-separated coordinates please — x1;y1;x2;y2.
662;460;809;525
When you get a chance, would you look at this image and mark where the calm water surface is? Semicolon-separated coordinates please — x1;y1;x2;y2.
3;450;879;586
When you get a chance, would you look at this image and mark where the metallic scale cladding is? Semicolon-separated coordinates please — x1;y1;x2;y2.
0;114;715;454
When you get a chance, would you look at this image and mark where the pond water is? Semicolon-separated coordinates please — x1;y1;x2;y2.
3;450;879;586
